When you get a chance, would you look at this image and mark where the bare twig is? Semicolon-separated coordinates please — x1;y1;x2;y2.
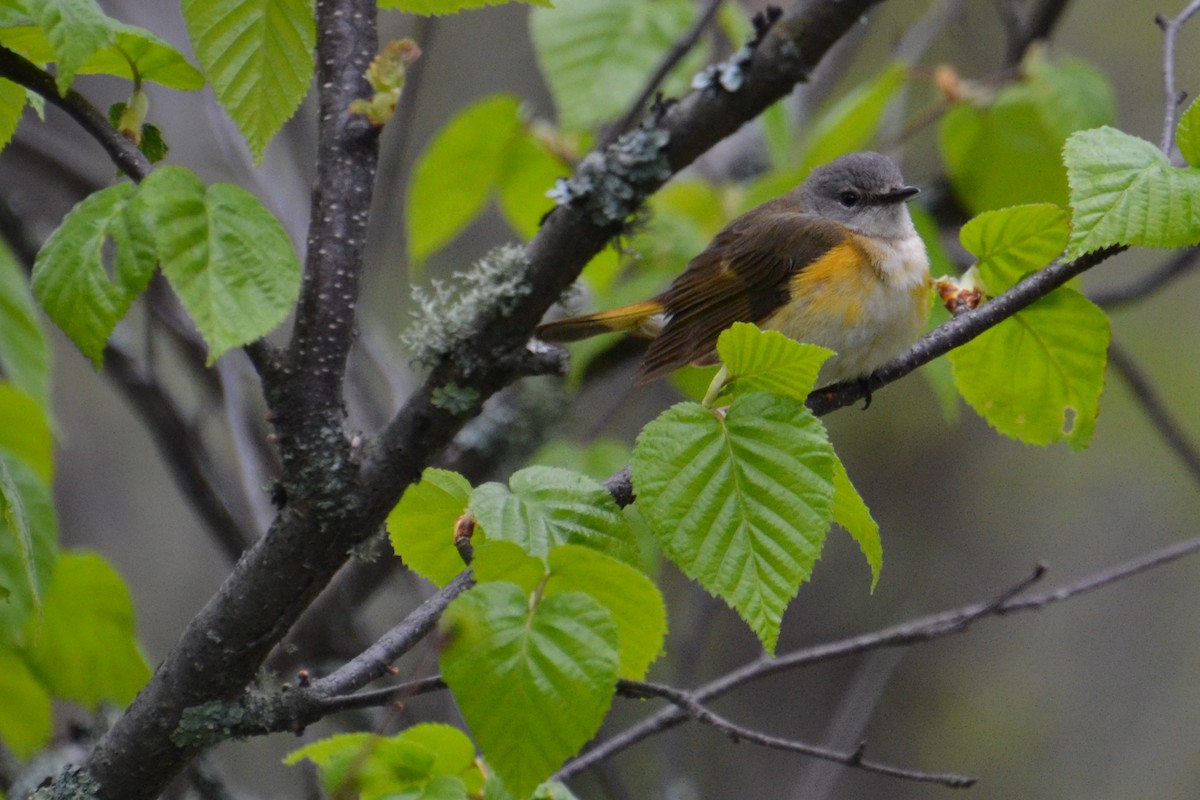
617;681;976;788
598;0;726;150
1106;340;1200;485
1156;0;1200;154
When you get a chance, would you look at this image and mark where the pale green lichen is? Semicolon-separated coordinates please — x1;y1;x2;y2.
547;124;672;226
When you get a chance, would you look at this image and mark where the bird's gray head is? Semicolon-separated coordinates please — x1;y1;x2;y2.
798;152;920;239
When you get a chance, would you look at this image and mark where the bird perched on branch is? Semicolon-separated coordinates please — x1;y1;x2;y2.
536;152;931;387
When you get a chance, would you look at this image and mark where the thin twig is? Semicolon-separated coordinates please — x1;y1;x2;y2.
1090;246;1200;308
1156;0;1200;154
617;681;976;788
1106;340;1200;485
598;0;725;150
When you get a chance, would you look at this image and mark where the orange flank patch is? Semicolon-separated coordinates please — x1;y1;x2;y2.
787;238;875;325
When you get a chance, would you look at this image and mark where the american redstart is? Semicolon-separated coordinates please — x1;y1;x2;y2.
536;151;930;387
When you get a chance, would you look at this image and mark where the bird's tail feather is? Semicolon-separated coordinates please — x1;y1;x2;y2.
535;301;664;343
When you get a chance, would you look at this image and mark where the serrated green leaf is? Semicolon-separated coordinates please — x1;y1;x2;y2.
960;204;1069;292
31;182;156;367
530;0;704;131
18;0;113;93
388;468;473;587
939;52;1113;214
1178;96;1200;168
181;0;314;162
285;724;482;799
831;459;880;591
0;456;55;643
0;458;38;624
0;21;204;89
23;550;150;707
545;544;665;680
949;288;1109;450
799;62;907;175
469;466;638;565
407;94;523;266
132;166;302;362
0;77;23;154
381;0;552;15
715;322;833;401
0;239;51;408
0;648;51;758
1064;126;1200;258
473;540;546;595
632;392;835;654
0;384;51;484
441;582;618;798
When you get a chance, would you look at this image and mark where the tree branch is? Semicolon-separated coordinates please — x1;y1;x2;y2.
1156;0;1200;154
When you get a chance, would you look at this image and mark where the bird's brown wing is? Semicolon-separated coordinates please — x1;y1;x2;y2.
635;208;848;384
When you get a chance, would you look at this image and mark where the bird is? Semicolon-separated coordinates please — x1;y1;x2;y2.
535;151;931;389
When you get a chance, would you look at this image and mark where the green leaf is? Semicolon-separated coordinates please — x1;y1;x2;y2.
381;0;552;15
0;239;51;407
1178;95;1200;168
0;456;55;643
132;166;302;362
469;466;638;565
0;384;52;484
17;0;113;93
406;94;523;265
0;21;205;89
0;77;23;154
388;468;473;587
544;545;665;680
31;182;156;367
831;459;880;591
473;540;546;595
0;458;38;624
949;287;1109;449
715;322;833;401
285;724;482;799
910;206;959;421
939;52;1113;214
441;582;618;798
799;62;907;175
632;392;836;654
959;204;1070;292
181;0;315;162
528;438;631;483
0;649;51;758
496;132;563;240
1064;126;1200;258
23;550;150;707
530;0;704;131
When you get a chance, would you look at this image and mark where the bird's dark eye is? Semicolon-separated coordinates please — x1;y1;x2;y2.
838;191;860;208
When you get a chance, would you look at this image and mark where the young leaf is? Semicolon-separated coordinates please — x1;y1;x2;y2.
181;0;315;162
530;0;703;131
949;288;1109;450
0;239;51;408
544;544;666;680
22;550;151;707
715;322;833;401
1064;126;1200;258
495;132;564;240
381;0;552;15
632;392;836;654
959;204;1070;291
799;62;907;176
18;0;114;93
440;582;619;798
132;166;302;362
0;457;56;643
31;182;156;367
939;52;1113;214
0;458;38;624
0;77;23;154
831;459;880;591
406;95;524;266
0;649;52;758
0;384;52;484
388;468;473;587
469;466;639;565
1177;96;1200;168
473;540;546;595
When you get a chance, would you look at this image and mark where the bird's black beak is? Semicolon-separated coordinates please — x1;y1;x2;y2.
881;185;920;203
